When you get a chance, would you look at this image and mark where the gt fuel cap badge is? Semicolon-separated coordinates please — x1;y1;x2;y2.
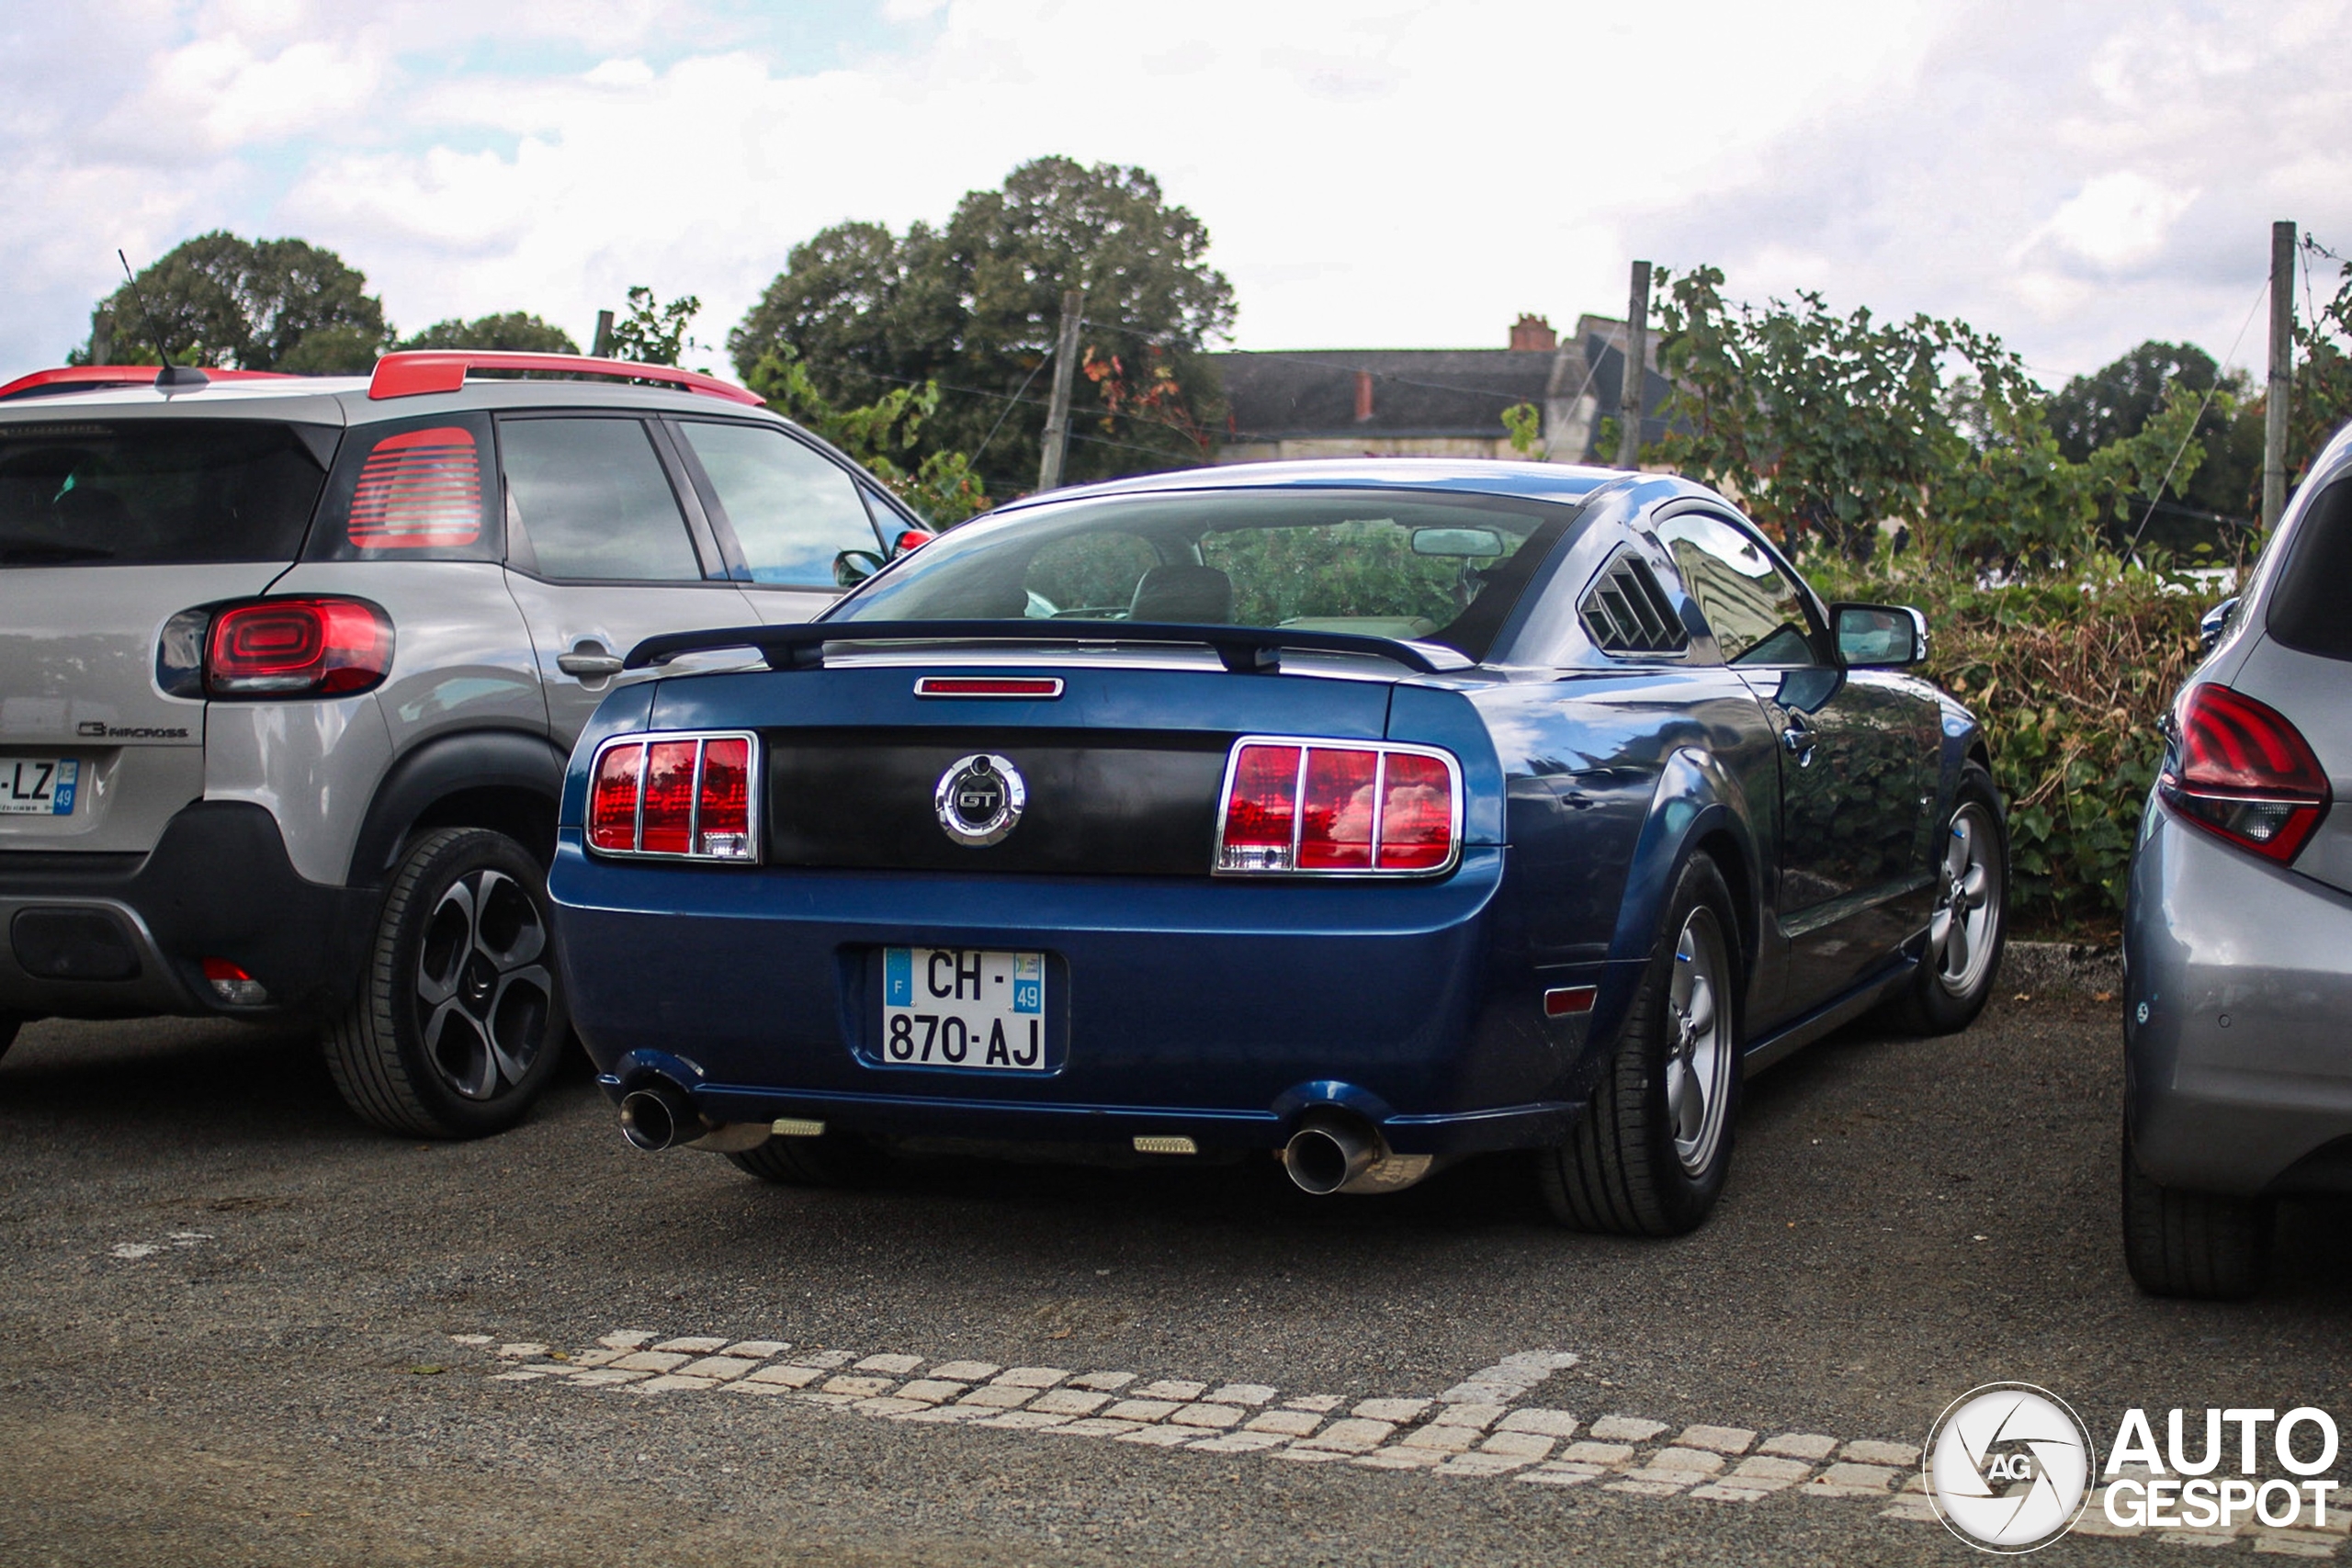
934;753;1025;847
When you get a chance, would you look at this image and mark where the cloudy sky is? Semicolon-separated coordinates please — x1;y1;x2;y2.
3;0;2345;388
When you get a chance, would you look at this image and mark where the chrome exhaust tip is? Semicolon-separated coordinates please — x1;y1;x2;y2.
619;1084;695;1152
1283;1114;1376;1195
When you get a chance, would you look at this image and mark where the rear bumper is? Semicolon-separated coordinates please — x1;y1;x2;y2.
2126;804;2352;1196
549;838;1618;1156
0;801;375;1021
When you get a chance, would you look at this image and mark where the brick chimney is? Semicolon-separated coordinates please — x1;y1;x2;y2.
1353;368;1374;423
1510;313;1556;352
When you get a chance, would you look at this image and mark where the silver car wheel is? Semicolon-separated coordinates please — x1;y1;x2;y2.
1928;801;2001;998
1663;906;1733;1177
413;868;554;1101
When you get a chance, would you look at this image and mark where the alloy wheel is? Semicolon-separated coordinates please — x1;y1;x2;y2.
413;868;554;1100
1663;905;1733;1177
1929;802;2001;997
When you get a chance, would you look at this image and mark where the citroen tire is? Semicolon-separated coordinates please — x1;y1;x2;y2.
1539;853;1741;1236
322;828;568;1139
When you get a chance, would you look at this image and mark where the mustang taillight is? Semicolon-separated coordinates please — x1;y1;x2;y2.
1214;737;1463;875
587;732;759;862
2158;683;2332;863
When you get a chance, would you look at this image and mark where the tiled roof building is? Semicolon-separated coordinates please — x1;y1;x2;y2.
1211;313;1670;465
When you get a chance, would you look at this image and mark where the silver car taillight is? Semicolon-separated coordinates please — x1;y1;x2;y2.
587;731;760;863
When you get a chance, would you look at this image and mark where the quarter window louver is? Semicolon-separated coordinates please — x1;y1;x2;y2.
1580;551;1689;655
345;426;482;548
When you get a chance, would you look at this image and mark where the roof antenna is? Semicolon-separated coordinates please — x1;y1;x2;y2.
117;250;208;390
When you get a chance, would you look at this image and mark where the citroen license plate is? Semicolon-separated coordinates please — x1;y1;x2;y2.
881;946;1047;1071
0;758;76;816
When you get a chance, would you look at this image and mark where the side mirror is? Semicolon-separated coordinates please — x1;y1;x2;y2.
2198;596;2239;656
1830;603;1928;667
833;548;886;589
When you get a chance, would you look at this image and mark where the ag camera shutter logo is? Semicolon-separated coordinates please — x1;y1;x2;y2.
1924;1383;2095;1552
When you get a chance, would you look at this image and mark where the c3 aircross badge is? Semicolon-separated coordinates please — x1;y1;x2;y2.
934;753;1025;847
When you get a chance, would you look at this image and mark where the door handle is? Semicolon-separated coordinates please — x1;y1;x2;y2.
557;644;625;679
1781;716;1817;767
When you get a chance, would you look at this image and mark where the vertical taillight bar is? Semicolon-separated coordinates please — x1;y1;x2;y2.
1214;736;1461;876
585;732;759;863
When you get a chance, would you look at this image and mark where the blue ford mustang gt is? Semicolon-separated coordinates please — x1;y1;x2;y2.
547;459;2007;1235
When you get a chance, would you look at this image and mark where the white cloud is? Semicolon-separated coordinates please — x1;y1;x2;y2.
2;0;2349;385
2028;172;2201;275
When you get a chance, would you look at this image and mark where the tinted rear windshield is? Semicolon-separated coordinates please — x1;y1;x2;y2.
2271;478;2352;660
828;489;1577;662
0;419;332;567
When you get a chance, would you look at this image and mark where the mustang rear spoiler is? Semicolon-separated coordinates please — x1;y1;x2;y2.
622;619;1466;676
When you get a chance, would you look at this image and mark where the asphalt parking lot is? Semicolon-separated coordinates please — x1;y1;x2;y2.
2;985;2346;1567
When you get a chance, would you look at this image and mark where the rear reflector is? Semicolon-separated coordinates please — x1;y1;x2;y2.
913;676;1065;699
202;957;268;1007
205;597;393;698
1544;985;1597;1018
586;732;760;863
2159;682;2332;863
1215;737;1461;875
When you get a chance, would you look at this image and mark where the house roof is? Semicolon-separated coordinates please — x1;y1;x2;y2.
1214;348;1562;441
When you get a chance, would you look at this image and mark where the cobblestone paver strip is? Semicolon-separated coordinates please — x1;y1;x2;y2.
454;1329;2349;1553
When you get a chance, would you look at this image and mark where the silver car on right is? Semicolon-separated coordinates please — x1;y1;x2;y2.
2125;419;2352;1299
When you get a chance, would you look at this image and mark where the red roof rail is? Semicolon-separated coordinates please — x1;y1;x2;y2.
0;366;295;401
368;351;763;406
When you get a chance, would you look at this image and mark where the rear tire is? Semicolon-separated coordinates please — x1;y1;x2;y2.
322;828;568;1139
1883;763;2007;1035
1539;854;1741;1236
728;1133;888;1188
2122;1121;2268;1300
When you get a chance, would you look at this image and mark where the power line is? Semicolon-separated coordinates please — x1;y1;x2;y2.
2125;272;2269;563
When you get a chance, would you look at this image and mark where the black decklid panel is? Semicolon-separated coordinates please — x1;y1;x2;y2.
765;728;1230;874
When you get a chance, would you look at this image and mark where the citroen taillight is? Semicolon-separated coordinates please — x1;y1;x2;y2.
585;732;760;863
155;596;394;699
1214;737;1462;875
2158;683;2332;863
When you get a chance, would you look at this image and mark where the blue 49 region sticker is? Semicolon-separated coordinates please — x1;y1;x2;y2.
51;759;77;815
1012;952;1042;1015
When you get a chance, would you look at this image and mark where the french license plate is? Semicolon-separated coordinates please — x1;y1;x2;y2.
881;946;1047;1071
0;758;76;816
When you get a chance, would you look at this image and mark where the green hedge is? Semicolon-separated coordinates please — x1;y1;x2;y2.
1804;558;2212;935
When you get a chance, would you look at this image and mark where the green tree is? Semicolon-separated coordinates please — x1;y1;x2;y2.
76;231;387;372
396;312;580;354
1650;265;2219;570
607;287;702;367
729;157;1235;497
2048;339;2258;537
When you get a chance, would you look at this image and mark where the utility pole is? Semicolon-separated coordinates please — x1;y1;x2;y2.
1036;288;1086;491
2263;220;2296;531
591;310;615;359
1615;260;1652;470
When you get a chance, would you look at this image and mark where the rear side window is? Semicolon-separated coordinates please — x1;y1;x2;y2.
2270;479;2352;660
500;416;703;582
676;421;880;587
309;412;498;561
0;419;330;567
